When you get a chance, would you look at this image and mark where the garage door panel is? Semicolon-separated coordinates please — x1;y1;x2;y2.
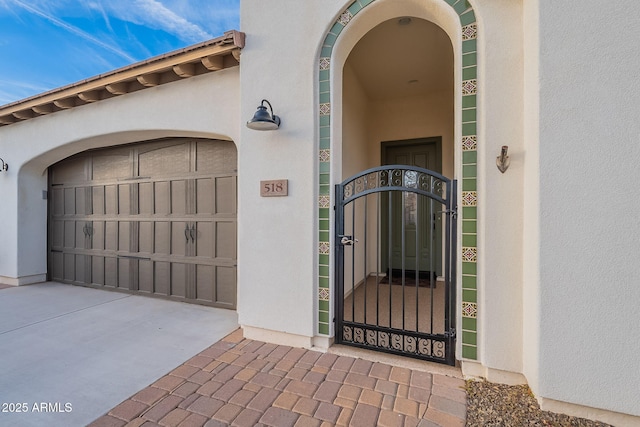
51;252;63;281
171;222;189;256
139;143;190;177
64;221;76;248
139;182;154;215
216;266;236;307
105;185;118;215
139;260;153;293
52;188;64;216
119;222;131;252
91;221;104;250
171;263;186;298
92;256;104;285
215;221;236;260
92;186;105;215
139;222;154;253
119;184;131;215
171;180;187;215
75;255;86;283
105;222;118;251
64;188;76;215
195;222;213;258
118;259;130;289
196;265;214;302
196;140;236;174
155;222;170;254
93;153;130;181
64;254;75;281
51;156;86;185
52;220;64;248
154;181;171;215
155;262;170;295
75;222;86;248
105;257;117;287
216;177;236;215
196;178;214;214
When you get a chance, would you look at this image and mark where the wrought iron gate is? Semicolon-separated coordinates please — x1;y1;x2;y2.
335;165;457;365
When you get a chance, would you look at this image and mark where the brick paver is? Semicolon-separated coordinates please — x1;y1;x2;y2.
88;329;466;427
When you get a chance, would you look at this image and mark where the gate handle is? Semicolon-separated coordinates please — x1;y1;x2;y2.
340;236;358;246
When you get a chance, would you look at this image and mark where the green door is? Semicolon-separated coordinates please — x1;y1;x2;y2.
382;139;442;277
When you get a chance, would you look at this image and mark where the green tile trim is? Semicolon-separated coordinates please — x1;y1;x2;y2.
319;70;329;82
320;114;330;126
462;261;477;275
462;39;477;54
462;122;477;136
324;33;337;47
462;234;477;247
462;178;476;191
462;331;477;346
319;219;329;232
318;323;329;335
319;208;329;219
463;164;477;178
462;345;477;360
319;254;329;266
462;317;476;331
460;9;476;26
321;46;332;57
462;220;477;234
320;138;330;150
347;2;362;15
463;52;477;67
463;289;477;303
462;94;476;108
319;234;330;247
462;150;477;164
319;277;329;288
463;206;477;219
319;300;329;311
329;22;344;37
462;66;477;80
462;108;476;123
320;174;330;185
319;311;329;323
462;274;477;289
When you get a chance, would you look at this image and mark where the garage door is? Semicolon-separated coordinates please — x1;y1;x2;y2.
48;138;237;309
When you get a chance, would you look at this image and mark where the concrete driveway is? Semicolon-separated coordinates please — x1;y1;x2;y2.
0;282;238;427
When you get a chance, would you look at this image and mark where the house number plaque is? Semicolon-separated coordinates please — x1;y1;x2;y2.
261;179;288;197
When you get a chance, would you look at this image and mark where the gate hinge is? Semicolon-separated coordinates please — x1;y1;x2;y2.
445;328;456;339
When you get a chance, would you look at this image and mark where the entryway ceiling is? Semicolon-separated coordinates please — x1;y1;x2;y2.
347;17;454;101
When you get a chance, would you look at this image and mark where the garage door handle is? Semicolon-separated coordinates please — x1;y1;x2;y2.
189;225;196;243
185;226;190;242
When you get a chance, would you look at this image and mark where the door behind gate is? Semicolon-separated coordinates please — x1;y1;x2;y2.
335;165;457;365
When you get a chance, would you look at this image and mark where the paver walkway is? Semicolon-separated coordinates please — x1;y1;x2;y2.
89;329;466;427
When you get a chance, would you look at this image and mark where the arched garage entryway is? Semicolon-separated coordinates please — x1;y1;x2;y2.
48;138;237;309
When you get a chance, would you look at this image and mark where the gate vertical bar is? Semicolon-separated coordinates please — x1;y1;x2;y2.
335;184;345;344
446;180;458;365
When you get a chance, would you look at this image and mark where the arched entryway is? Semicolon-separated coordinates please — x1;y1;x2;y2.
316;0;479;364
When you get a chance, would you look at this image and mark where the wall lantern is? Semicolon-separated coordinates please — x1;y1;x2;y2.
496;146;510;173
0;157;7;172
246;99;281;130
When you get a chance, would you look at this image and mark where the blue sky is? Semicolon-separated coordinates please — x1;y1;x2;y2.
0;0;240;106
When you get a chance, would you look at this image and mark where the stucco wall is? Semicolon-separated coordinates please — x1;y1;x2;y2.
0;67;240;284
533;0;640;416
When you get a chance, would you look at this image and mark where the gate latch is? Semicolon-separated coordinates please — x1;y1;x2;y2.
339;235;358;246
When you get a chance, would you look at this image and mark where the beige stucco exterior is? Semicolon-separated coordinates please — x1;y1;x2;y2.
0;0;639;424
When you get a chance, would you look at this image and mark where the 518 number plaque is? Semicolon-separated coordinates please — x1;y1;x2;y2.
260;179;288;197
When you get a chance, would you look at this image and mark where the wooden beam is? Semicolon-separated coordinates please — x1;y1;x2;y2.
32;104;53;115
105;82;129;95
0;115;17;124
202;55;224;71
137;74;160;87
173;63;195;78
54;98;76;109
78;91;101;102
13;110;34;120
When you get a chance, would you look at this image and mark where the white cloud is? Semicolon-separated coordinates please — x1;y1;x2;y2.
8;0;136;62
133;0;213;43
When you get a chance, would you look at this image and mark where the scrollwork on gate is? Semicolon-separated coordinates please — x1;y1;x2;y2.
341;166;449;203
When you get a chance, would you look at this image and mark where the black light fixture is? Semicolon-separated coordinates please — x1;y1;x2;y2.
246;99;281;131
0;157;7;172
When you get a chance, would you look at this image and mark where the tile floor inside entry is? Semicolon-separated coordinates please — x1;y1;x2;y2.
89;329;467;427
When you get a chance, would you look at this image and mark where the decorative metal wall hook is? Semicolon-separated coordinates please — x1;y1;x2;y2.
0;157;7;172
496;146;510;173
